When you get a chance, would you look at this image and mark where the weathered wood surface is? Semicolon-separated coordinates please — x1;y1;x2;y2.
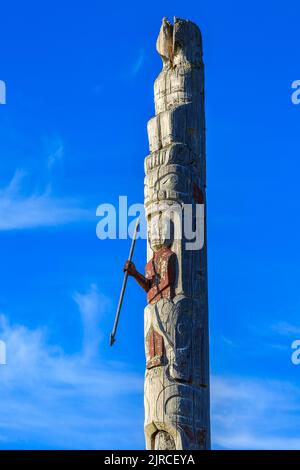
144;17;210;450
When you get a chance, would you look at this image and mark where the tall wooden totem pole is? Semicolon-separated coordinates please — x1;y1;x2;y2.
125;17;210;450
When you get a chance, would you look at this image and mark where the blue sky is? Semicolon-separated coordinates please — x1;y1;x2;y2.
0;0;300;450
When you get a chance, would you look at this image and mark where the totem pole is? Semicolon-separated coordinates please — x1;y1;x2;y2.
124;17;210;450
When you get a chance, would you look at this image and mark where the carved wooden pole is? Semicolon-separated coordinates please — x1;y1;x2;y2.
143;17;210;450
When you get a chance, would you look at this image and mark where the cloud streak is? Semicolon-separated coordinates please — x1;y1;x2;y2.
46;138;64;169
211;375;300;450
0;170;92;230
73;284;109;359
271;321;300;337
130;49;144;77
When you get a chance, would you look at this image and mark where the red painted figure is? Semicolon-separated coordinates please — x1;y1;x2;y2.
124;245;176;304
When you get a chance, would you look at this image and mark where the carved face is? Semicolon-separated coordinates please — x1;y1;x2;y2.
148;213;173;252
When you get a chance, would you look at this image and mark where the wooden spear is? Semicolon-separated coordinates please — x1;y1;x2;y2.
109;217;140;346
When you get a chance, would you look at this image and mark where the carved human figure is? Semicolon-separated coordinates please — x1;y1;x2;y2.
124;213;176;305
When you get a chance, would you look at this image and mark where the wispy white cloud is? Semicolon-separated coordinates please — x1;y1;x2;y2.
46;138;64;169
271;321;300;337
219;334;238;348
0;286;144;449
130;49;144;77
211;375;300;450
0;170;92;230
73;284;109;359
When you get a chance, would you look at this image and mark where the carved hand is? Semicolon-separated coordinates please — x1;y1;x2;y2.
124;261;151;293
123;261;137;276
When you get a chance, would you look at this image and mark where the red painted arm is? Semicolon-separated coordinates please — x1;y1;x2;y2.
123;261;151;293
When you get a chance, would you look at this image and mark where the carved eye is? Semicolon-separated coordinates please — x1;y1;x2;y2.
160;175;178;189
168;176;177;184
